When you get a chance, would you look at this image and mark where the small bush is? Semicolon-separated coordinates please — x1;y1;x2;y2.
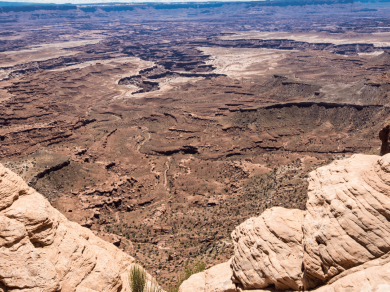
129;265;161;292
129;265;146;292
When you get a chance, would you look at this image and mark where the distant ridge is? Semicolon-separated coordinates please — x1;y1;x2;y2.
0;4;77;11
0;0;355;12
0;1;50;6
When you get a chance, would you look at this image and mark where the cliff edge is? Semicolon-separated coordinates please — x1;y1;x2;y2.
0;163;150;292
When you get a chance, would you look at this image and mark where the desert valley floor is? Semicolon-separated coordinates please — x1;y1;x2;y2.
1;0;390;287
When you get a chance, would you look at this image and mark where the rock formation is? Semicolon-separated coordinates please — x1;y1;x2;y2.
302;153;390;289
0;164;153;292
231;208;304;290
179;153;390;292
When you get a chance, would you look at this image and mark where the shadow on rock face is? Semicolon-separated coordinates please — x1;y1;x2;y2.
379;125;390;156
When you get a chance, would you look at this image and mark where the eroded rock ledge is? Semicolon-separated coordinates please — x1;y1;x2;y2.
180;153;390;292
0;164;153;292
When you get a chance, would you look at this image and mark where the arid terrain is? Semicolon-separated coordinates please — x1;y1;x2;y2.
1;0;390;288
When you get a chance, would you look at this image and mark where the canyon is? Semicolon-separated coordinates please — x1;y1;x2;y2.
0;0;390;289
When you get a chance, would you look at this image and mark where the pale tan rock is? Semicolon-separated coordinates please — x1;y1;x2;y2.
327;251;390;285
0;213;26;247
312;261;390;292
0;245;60;292
0;164;148;292
178;260;236;292
0;165;32;211
231;207;304;290
0;167;60;292
302;154;390;289
206;260;237;292
179;272;206;292
0;214;60;292
4;192;60;246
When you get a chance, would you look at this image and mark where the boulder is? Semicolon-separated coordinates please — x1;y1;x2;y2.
231;207;304;290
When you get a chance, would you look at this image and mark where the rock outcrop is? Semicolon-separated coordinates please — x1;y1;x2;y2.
179;153;390;292
315;262;390;292
0;164;148;292
231;208;304;290
302;153;390;289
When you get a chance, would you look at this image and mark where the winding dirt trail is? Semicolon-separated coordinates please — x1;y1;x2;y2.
137;131;151;152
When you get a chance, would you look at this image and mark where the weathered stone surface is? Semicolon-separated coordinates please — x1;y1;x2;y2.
231;207;304;290
178;272;206;292
178;260;236;292
4;192;60;246
206;260;237;292
0;214;60;292
312;261;390;292
302;154;390;289
0;164;138;292
326;251;390;286
0;164;30;211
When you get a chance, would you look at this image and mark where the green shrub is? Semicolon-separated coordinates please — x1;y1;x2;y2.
129;265;161;292
129;265;146;292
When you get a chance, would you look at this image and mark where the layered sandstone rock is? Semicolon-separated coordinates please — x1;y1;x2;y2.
314;261;390;292
302;154;390;289
231;207;304;290
179;153;390;292
0;164;144;292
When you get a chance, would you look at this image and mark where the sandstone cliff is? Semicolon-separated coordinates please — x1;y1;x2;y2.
0;164;151;292
179;154;390;292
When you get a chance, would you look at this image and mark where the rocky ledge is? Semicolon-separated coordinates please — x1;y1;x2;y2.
180;153;390;292
0;164;155;292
